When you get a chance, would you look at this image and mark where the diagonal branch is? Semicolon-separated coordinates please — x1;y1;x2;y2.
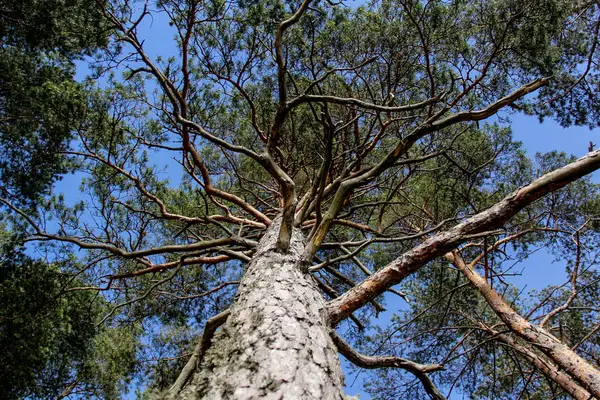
327;148;600;325
449;251;600;398
303;78;550;262
169;309;231;395
478;323;591;400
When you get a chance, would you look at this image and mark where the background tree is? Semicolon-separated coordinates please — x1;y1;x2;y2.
0;1;139;398
0;0;110;202
3;0;600;398
0;230;139;399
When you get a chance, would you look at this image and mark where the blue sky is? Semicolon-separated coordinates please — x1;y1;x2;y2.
61;1;600;398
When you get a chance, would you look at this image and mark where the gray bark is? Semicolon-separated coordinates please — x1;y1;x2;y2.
177;221;346;399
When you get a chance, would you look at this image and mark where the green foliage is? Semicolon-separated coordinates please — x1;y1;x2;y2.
0;51;85;202
1;246;95;398
0;0;108;203
0;0;108;54
84;324;141;398
0;228;139;399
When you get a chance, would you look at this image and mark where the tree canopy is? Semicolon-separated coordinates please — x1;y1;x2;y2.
2;0;600;398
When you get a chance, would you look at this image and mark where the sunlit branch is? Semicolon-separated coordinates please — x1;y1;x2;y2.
315;277;365;332
327;148;600;325
448;250;600;398
288;92;445;113
303;78;550;262
339;246;409;302
479;322;592;399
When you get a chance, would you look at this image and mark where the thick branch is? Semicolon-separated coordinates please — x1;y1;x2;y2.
481;324;591;400
270;0;315;148
327;149;600;325
450;251;600;398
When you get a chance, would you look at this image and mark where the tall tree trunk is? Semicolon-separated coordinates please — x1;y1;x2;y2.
177;222;346;399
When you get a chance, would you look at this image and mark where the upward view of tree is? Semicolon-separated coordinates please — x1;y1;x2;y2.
3;0;600;398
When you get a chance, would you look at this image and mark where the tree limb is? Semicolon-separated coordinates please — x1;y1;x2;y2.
331;332;446;400
327;149;600;325
169;309;231;395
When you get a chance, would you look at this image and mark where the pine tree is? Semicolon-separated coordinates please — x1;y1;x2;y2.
3;1;600;398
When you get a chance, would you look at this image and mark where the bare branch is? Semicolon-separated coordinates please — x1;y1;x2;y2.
331;332;446;400
169;309;231;395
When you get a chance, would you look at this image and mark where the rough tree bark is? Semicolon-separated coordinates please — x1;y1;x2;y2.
174;221;347;399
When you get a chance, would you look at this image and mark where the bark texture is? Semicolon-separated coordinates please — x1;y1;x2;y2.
177;221;346;399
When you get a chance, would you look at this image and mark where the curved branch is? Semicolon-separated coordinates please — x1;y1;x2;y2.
303;77;550;262
331;332;446;400
288;92;444;113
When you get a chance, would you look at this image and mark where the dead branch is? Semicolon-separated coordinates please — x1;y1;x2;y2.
169;309;231;395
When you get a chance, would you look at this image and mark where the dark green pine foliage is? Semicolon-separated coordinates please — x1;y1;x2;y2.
0;0;108;203
0;1;141;398
0;231;139;399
